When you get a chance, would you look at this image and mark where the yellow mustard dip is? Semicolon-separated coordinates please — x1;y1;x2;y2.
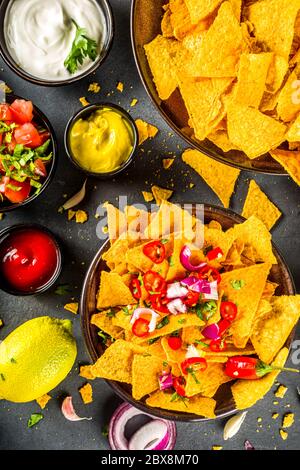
70;108;134;173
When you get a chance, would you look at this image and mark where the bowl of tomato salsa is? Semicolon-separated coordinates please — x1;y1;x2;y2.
0;94;57;213
0;224;62;296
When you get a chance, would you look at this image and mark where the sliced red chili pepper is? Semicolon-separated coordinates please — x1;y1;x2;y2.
143;241;166;264
209;339;227;352
207;247;224;261
218;319;231;336
168;336;182;351
225;356;299;380
129;278;142;300
143;271;167;294
150;292;169;313
132;318;150;338
198;265;221;284
173;376;186;397
220;301;237;322
184;290;200;307
181;357;208;375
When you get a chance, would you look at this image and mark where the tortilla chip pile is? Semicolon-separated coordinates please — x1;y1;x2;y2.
86;202;300;417
144;0;300;184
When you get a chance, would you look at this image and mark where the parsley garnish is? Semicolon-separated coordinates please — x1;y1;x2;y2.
122;306;131;316
231;279;245;290
187;367;200;384
194;300;217;321
170;392;189;407
168;256;175;267
98;331;109;344
156;317;170;329
55;284;71;295
148;337;160;345
178;318;186;325
106;309;116;318
101;424;109;438
27;413;43;428
163;361;169;367
64;20;98;74
195;340;209;348
161;239;169;245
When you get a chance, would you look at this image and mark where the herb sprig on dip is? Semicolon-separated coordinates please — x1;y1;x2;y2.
64;20;98;74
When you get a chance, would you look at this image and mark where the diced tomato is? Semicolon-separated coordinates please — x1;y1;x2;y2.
143;271;167;294
0;177;31;203
10;99;33;124
206;247;224;261
14;123;42;149
150;292;169;313
184;290;200;307
0;134;2;145
173;376;187;397
132;318;150;338
0;104;13;121
220;301;238;322
198;265;221;284
143;241;166;264
34;159;47;178
209;339;227;352
7;135;17;154
168;336;182;351
39;131;51;144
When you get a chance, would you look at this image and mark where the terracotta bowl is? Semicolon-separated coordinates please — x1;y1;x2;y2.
80;205;296;422
130;0;287;175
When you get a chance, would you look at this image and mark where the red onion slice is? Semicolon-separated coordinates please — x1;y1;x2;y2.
108;403;177;451
203;281;219;300
159;372;173;391
201;323;220;340
180;245;207;272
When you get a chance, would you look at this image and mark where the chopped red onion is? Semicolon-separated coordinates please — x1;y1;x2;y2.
244;439;255;450
159;372;173;391
203;281;219;300
186;344;200;358
167;298;187;315
167;282;188;299
130;307;160;333
201;323;220;340
180;245;207;272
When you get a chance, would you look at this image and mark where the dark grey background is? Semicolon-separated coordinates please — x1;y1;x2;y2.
0;0;299;451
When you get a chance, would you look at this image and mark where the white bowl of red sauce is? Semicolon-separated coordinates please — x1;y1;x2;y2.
0;224;62;296
0;94;57;213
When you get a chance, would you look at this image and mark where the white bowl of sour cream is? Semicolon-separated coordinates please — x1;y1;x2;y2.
0;0;114;85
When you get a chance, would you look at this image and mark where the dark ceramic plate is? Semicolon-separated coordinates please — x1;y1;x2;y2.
130;0;287;175
80;205;296;422
0;94;57;213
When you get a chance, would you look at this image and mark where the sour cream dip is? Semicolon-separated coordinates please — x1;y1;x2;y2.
4;0;106;81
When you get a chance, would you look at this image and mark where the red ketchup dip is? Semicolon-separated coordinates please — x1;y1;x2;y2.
0;227;60;293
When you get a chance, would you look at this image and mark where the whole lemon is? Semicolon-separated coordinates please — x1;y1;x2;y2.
0;316;77;403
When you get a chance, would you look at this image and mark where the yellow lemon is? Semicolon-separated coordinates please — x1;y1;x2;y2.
0;316;77;403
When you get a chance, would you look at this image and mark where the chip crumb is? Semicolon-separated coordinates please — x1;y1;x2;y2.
151;185;173;206
212;446;223;451
0;319;3;328
88;82;101;94
189;183;195;189
275;384;288;398
272;413;279;420
79;383;93;404
68;209;76;221
102;226;109;234
116;82;124;92
130;98;138;107
273;401;279;405
163;158;175;169
280;429;288;441
0;213;4;221
80;365;95;380
64;303;79;315
257;417;262;423
79;97;90;107
135;119;159;145
75;210;88;224
282;413;294;429
36;394;51;410
142;191;154;203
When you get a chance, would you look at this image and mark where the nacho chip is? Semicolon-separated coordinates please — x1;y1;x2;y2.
146;391;216;418
142;191;154;203
80;365;95;380
125;242;155;272
227;216;277;265
144;201;196;240
181;326;203;345
247;0;300;60
91;311;123;339
231;347;289;410
287;114;300;142
226;102;287;159
277;72;300;122
103;203;127;244
144;35;178;100
220;263;272;348
135;119;159;145
177;76;232;140
133;314;205;344
79;383;93;404
208;129;240;153
152;185;173;206
132;354;162;400
262;281;279;300
166;237;190;281
185;363;232;397
233;53;273;108
91;340;144;383
161;8;174;38
169;0;196;39
183;0;222;24
36;394;51;410
270;149;300;186
161;337;187;363
242;180;282;230
111;309;132;330
190;2;244;78
97;271;136;309
125;206;151;233
182;149;240;208
251;296;300;364
266;55;289;93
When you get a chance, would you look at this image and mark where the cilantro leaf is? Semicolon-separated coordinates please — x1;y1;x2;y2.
64;20;98;74
156;317;170;329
